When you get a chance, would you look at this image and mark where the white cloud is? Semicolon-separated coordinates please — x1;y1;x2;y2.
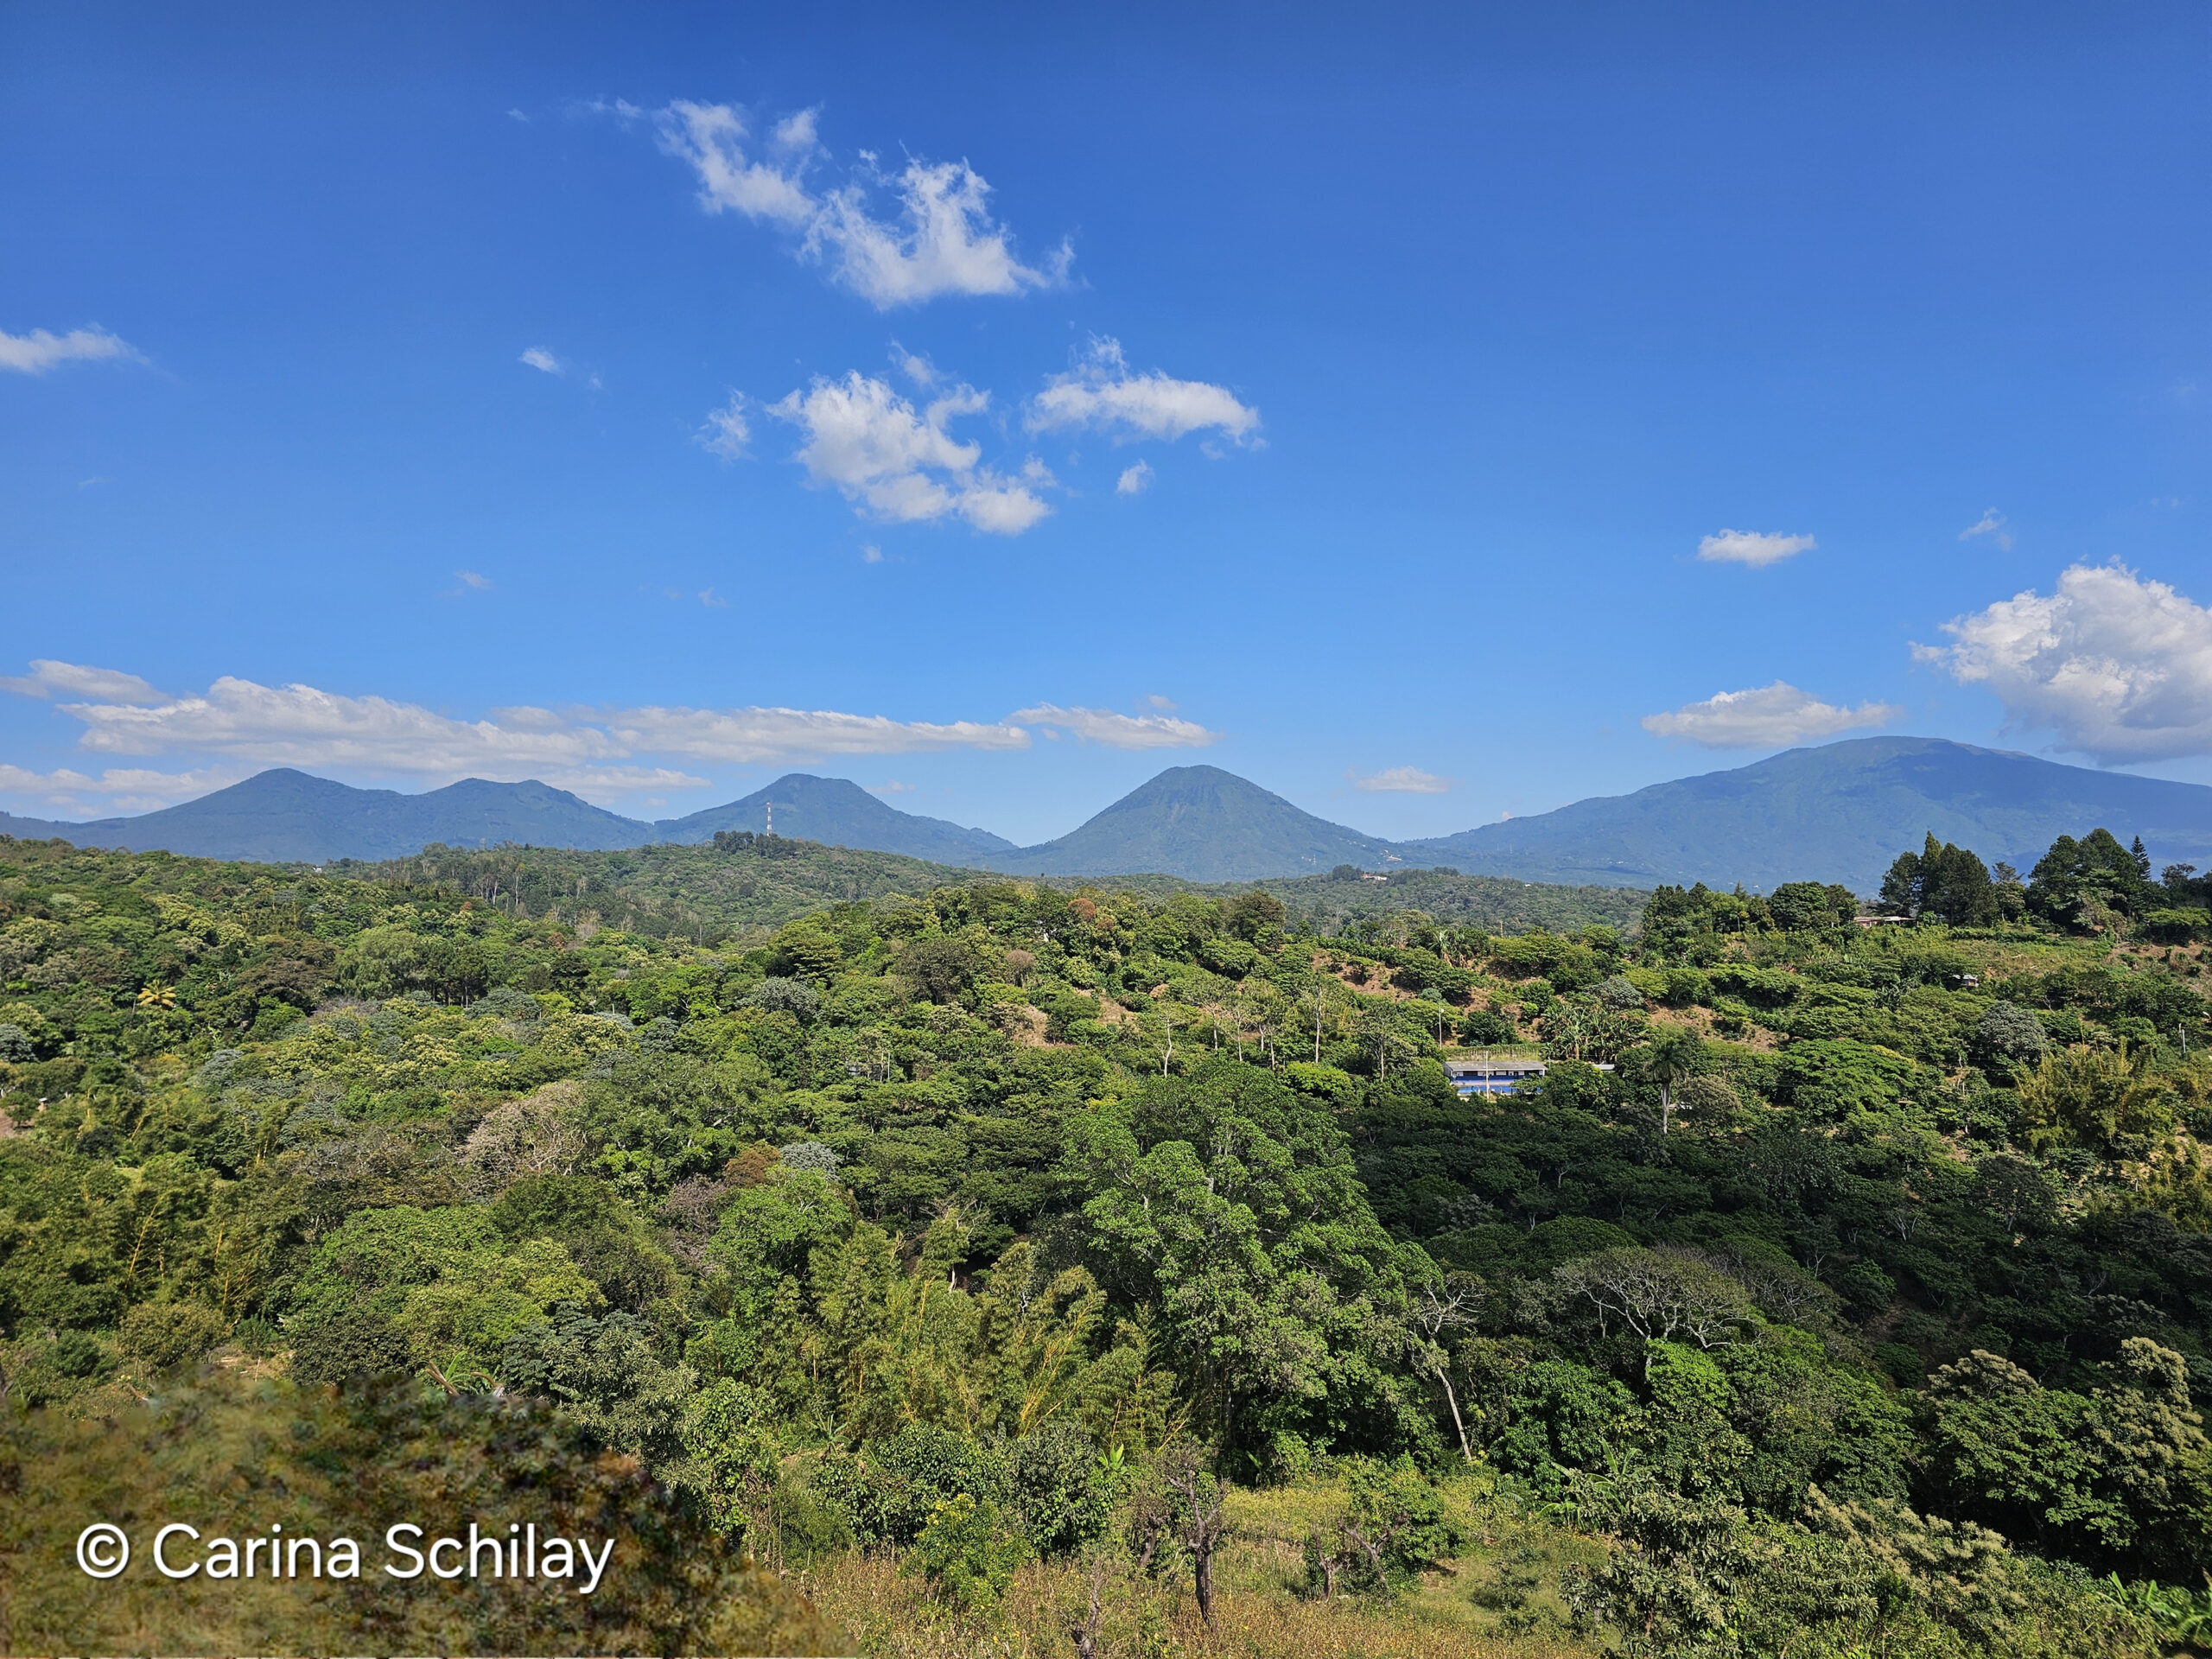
656;101;1065;308
65;677;634;775
868;780;916;794
56;677;1042;773
1008;704;1222;749
455;571;493;591
1146;694;1177;710
699;393;751;459
861;544;885;563
1354;766;1452;794
809;158;1065;308
891;343;938;386
658;99;817;227
699;588;729;608
0;325;139;375
767;372;1051;533
1029;339;1260;445
1959;507;2013;550
1916;562;2212;762
1117;461;1154;495
1696;529;1815;568
575;97;650;124
0;764;245;816
614;704;1032;761
1641;682;1902;747
9;669;1230;808
537;766;711;805
0;660;162;702
519;346;564;375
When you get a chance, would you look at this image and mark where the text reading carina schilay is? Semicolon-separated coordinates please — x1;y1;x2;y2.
73;1519;614;1593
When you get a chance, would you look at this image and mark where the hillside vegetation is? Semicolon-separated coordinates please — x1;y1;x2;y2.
1;825;2209;1656
1251;864;1649;937
343;836;1649;945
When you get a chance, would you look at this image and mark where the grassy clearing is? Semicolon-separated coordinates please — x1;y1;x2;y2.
799;1471;1607;1659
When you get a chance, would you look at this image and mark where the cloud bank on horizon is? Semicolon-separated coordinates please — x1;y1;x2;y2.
1355;766;1453;794
0;664;1225;813
1643;683;1903;748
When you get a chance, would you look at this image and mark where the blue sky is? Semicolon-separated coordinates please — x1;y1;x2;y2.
3;1;2209;846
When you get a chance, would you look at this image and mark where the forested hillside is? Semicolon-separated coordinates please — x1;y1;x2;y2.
348;833;986;938
2;824;2209;1656
343;836;1649;947
1252;864;1649;937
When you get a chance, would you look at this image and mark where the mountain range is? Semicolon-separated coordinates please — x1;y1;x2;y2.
6;737;2212;893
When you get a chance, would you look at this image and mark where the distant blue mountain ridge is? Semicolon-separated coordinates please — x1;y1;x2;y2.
5;737;2210;893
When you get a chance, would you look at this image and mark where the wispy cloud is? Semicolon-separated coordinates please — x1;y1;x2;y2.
519;346;564;375
655;100;1067;308
699;394;751;459
767;372;1052;534
1117;461;1154;495
1696;529;1815;568
1029;339;1260;445
1959;507;2012;550
891;343;938;387
1354;766;1452;794
28;673;1041;772
1642;682;1899;747
613;704;1033;761
61;678;635;775
0;325;141;375
0;764;246;817
4;668;1228;805
1008;703;1221;749
868;780;916;794
1916;562;2212;762
537;766;711;802
658;100;817;227
698;588;730;608
0;660;162;702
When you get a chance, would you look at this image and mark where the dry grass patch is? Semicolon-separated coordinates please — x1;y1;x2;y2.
798;1471;1610;1658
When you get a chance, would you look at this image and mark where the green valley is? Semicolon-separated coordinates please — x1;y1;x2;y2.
1;823;2209;1656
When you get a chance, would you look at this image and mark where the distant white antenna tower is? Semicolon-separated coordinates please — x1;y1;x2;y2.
766;800;774;836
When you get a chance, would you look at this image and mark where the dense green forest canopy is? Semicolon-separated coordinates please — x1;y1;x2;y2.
346;836;1649;946
3;825;2210;1656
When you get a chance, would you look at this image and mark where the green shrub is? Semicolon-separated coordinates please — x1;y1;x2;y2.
1007;1422;1114;1556
816;1422;1008;1546
118;1300;228;1370
288;1313;416;1385
1301;1458;1466;1599
903;1493;1027;1618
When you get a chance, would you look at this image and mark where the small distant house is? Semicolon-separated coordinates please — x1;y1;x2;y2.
1445;1055;1548;1096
